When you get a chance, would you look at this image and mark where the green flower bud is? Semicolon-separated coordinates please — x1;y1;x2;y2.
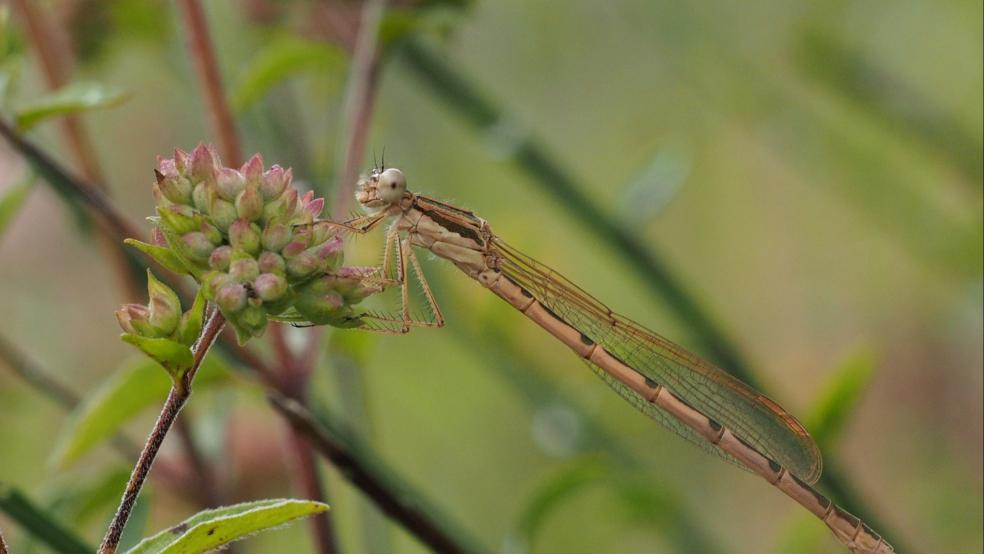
258;251;285;275
116;303;151;335
182;232;216;260
311;221;337;246
147;271;181;336
254;273;288;302
261;222;291;252
199;221;222;245
158;204;201;235
229;219;261;255
202;271;233;299
241;154;264;188
208;197;238;231
216;283;247;313
230;258;259;283
155;168;193;205
260;165;289;200
262;187;297;223
325;267;385;303
173;148;191;174
234;305;268;340
217;168;246;201
236;184;263;221
190;143;218;185
192;182;209;212
295;288;348;325
287;249;321;279
209;245;233;271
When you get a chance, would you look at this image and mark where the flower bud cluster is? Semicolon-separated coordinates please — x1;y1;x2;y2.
140;144;380;342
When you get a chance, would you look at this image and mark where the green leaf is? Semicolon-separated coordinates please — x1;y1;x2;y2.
14;81;130;130
120;334;194;379
806;350;877;450
0;484;93;554
125;499;329;554
50;356;227;468
0;171;34;237
229;36;344;113
176;288;207;346
512;458;610;550
124;238;192;276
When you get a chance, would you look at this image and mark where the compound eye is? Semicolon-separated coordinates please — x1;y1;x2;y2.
377;168;406;203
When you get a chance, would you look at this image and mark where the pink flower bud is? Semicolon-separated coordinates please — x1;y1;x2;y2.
173;148;191;174
260;165;288;200
147;271;181;335
208;197;238;231
229;219;261;254
262;187;298;223
286;249;321;279
261;222;291;252
216;283;248;313
217;168;246;201
304;197;325;219
236;184;263;221
116;303;150;335
241;154;264;187
258;251;286;274
155;167;193;205
281;240;306;259
182;232;216;260
230;258;260;283
209;245;233;271
311;221;336;245
190;143;219;185
254;273;288;301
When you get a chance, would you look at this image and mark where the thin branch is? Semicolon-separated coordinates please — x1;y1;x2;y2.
285;426;336;554
332;0;388;219
98;310;226;554
176;0;241;165
0;332;80;408
8;0;105;185
268;394;479;554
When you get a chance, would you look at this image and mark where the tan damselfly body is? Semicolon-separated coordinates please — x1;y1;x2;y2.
314;167;893;553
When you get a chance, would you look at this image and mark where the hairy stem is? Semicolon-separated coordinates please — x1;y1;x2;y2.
98;310;226;554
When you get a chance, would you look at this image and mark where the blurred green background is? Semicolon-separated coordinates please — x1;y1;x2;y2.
0;1;981;553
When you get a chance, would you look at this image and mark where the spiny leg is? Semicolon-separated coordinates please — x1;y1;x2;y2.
404;241;445;328
359;234;444;332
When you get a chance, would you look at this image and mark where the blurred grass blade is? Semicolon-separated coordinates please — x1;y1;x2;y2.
125;499;328;554
229;36;344;113
47;467;131;526
507;458;610;553
397;38;760;390
0;171;34;238
806;350;877;450
796;27;983;186
616;146;691;225
15;81;129;131
0;484;93;554
50;356;227;468
306;400;488;554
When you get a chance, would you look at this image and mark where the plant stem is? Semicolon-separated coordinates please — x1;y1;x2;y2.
269;394;480;554
0;524;8;554
97;310;226;554
176;0;241;165
285;426;336;554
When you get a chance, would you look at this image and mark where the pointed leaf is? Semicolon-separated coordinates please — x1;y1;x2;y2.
229;36;344;113
176;288;207;346
120;334;193;378
15;81;130;130
0;171;34;237
806;350;877;450
125;499;329;554
50;357;227;468
124;238;192;276
0;484;93;554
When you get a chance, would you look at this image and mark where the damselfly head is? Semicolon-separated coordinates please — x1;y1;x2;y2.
356;167;407;209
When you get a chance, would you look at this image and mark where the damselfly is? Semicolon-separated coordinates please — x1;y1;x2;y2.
305;167;893;553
